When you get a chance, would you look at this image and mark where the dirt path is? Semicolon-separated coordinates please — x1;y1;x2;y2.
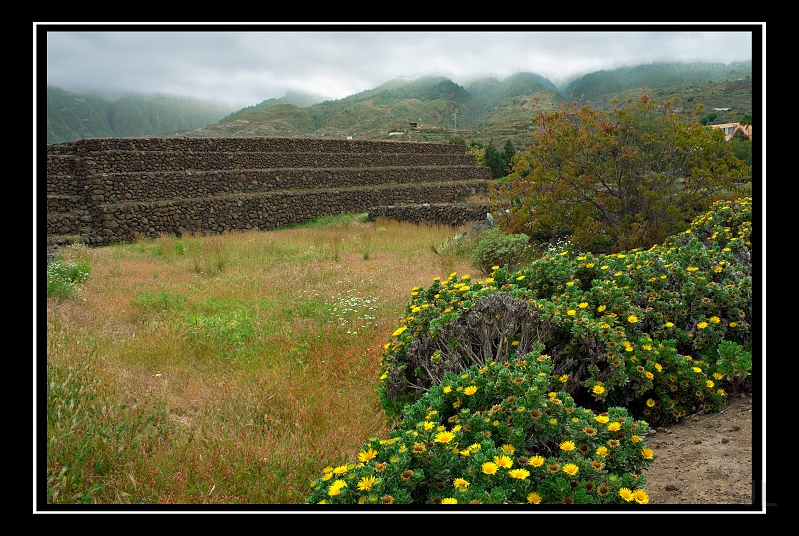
642;393;760;507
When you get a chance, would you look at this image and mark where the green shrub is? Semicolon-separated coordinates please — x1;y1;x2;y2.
307;349;654;505
730;135;752;176
713;340;752;392
46;249;92;301
471;227;530;275
378;197;752;427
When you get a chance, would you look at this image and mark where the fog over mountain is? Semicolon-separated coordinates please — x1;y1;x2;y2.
45;58;754;145
43;27;757;108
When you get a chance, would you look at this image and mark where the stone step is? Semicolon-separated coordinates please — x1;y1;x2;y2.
48;152;481;175
47;137;469;155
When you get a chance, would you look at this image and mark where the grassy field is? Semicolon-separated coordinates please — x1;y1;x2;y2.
43;214;482;506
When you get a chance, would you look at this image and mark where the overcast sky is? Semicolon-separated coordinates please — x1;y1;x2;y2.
41;24;759;109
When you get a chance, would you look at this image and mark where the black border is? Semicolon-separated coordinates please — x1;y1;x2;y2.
35;22;766;515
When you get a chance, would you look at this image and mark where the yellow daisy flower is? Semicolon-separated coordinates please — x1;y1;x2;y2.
357;475;378;491
434;431;455;444
332;465;349;475
509;468;531;480
529;455;545;467
562;463;579;476
328;479;347;496
493;455;513;469
357;448;378;463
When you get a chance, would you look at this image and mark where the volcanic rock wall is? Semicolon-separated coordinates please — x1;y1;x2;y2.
367;202;490;228
45;137;492;247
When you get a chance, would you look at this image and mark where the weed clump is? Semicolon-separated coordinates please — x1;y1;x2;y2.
46;245;92;301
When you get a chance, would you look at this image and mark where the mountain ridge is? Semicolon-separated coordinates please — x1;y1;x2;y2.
45;59;753;145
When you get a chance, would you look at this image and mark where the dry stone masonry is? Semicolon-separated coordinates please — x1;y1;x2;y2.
46;137;492;248
367;202;490;228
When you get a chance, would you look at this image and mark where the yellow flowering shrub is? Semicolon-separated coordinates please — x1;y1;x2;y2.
378;197;752;427
308;351;653;505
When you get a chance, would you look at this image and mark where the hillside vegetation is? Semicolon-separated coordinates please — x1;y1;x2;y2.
46;60;753;147
45;86;239;145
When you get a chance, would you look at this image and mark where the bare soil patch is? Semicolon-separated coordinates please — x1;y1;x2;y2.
642;393;759;508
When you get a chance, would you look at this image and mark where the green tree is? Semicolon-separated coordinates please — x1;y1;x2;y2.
730;137;752;168
700;112;718;125
492;94;749;253
739;113;752;128
483;140;509;179
502;138;516;164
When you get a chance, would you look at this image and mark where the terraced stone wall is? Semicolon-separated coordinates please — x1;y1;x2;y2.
46;137;491;247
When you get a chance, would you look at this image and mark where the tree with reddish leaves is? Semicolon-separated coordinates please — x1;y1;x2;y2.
491;93;750;254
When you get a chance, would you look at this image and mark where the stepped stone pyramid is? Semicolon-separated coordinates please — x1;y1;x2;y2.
45;137;492;248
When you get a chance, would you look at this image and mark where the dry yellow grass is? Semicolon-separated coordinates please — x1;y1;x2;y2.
44;216;477;505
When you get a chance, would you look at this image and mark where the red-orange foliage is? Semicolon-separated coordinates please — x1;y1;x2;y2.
491;93;749;253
